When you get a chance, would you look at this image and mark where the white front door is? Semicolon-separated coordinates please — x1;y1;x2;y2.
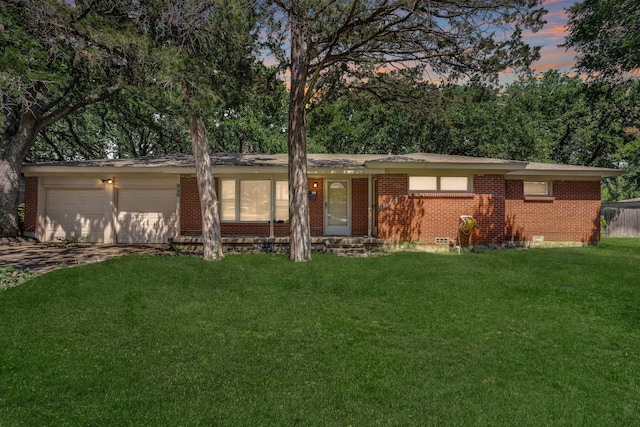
325;179;350;235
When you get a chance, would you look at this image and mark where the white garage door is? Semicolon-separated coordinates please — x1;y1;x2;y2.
45;189;106;242
117;189;177;244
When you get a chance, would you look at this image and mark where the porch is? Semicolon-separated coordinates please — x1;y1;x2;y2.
169;235;385;256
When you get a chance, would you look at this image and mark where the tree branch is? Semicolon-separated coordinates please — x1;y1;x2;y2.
36;83;124;135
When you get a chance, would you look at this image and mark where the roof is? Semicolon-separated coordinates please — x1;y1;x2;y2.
21;152;623;178
505;161;624;179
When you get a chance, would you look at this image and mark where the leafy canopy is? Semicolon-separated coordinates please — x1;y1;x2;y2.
565;0;640;79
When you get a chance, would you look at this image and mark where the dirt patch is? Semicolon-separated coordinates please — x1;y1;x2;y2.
0;239;174;275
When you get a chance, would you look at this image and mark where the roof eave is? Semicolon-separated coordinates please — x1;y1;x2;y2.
506;169;624;179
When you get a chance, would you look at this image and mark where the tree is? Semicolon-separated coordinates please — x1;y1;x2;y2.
1;0;260;261
308;69;640;203
133;0;260;260
307;89;431;154
565;0;640;79
27;88;191;162
563;2;640;200
262;0;546;261
27;65;288;162
0;0;151;237
206;64;289;154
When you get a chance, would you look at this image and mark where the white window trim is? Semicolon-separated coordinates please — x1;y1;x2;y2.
274;180;289;223
220;179;288;222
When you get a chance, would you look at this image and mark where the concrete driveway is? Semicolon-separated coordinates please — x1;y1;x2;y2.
0;239;173;274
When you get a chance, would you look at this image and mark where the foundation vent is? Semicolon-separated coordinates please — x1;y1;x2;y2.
435;237;450;245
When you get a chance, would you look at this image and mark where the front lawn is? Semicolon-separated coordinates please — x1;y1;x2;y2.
1;239;639;426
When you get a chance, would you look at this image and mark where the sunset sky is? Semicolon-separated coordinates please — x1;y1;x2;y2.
526;0;578;75
266;0;584;85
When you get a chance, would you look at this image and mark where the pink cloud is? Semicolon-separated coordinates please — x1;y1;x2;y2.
525;0;578;72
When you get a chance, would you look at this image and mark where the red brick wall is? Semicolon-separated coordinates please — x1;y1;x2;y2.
376;174;507;246
309;179;324;236
473;175;506;246
180;176;202;235
23;176;38;234
180;174;603;244
505;180;601;243
351;178;369;236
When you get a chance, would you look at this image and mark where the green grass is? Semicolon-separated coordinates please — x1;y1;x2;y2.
1;239;640;426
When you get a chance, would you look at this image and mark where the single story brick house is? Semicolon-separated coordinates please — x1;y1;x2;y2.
21;153;622;247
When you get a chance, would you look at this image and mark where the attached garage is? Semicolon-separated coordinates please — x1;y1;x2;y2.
116;189;178;244
31;170;181;244
44;189;106;242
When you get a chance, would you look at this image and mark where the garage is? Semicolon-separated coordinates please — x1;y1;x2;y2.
116;189;178;244
44;189;106;242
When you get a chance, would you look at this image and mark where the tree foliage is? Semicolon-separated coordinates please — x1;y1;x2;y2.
0;0;153;237
306;70;640;200
206;64;289;154
27;88;191;162
129;0;261;260
565;0;640;79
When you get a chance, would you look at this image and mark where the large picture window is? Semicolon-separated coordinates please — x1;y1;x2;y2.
409;176;471;192
220;179;288;222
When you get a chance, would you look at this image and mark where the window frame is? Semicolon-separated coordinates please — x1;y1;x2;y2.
274;180;289;222
220;179;288;222
523;181;552;197
409;175;472;193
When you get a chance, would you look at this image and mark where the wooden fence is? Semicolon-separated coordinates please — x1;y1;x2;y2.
601;201;640;237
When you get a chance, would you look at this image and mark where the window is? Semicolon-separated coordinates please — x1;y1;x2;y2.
220;179;288;222
409;176;437;191
440;177;469;191
409;176;470;192
240;180;270;221
275;181;289;221
220;180;236;221
524;181;550;196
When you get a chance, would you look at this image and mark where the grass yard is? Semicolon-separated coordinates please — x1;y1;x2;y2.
1;239;639;426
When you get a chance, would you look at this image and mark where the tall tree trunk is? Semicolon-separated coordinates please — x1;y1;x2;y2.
288;14;312;262
0;111;39;238
0;144;25;238
189;116;224;260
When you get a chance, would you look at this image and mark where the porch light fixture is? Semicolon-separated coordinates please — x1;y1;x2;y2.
101;178;113;184
312;181;318;188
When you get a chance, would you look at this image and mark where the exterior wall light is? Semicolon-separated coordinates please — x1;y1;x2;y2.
101;178;113;184
312;181;318;188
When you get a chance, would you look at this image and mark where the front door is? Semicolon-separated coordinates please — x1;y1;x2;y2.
325;179;350;235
